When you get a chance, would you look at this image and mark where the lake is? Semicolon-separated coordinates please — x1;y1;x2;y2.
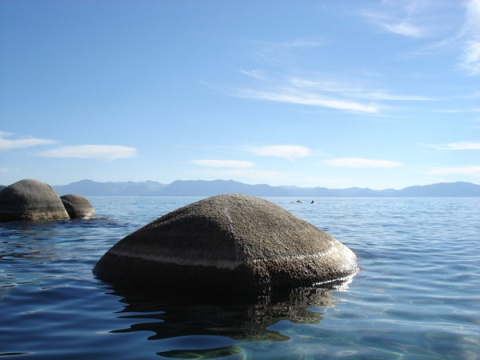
1;196;479;359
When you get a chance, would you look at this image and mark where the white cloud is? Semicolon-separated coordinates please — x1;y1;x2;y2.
239;69;268;81
237;89;378;113
192;159;254;168
429;165;480;176
0;168;11;173
326;158;403;168
255;37;324;53
289;77;435;101
433;108;480;113
460;40;480;75
248;145;311;160
38;145;137;160
0;131;55;150
455;0;480;75
426;141;480;150
382;21;424;38
233;73;434;117
359;0;428;39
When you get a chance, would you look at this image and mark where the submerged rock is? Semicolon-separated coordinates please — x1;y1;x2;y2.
61;194;96;219
0;179;70;222
93;194;358;295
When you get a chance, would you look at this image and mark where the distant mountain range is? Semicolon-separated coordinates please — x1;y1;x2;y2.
51;179;480;197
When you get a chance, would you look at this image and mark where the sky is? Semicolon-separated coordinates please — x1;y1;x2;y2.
1;0;480;190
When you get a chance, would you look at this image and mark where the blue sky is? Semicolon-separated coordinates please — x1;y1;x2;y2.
1;0;479;189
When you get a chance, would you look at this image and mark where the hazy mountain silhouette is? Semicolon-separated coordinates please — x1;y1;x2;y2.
52;179;480;197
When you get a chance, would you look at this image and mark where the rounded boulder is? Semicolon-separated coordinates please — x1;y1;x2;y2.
0;179;70;222
61;194;95;219
93;194;358;295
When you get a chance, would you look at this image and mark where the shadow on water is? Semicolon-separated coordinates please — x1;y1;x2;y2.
106;278;353;358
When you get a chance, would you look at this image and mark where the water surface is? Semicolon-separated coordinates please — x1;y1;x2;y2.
1;197;479;359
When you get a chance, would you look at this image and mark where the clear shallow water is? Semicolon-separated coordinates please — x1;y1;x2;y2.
1;196;479;359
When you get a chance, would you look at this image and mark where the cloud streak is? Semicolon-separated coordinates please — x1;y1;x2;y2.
247;145;311;160
234;72;435;115
326;158;403;168
460;40;480;75
382;21;424;38
238;89;378;113
359;1;429;38
429;165;480;176
192;159;254;168
289;77;435;101
458;0;480;75
38;145;137;160
426;141;480;150
359;0;480;76
0;131;55;150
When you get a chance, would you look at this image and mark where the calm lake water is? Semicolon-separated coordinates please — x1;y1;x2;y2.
1;196;479;359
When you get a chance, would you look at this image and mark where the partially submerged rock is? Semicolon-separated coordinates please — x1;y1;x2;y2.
61;194;96;219
93;194;358;295
0;179;70;222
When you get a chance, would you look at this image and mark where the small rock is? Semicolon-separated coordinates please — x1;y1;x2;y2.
0;179;69;222
61;194;96;219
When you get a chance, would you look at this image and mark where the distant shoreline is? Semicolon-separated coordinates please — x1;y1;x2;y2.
46;179;480;197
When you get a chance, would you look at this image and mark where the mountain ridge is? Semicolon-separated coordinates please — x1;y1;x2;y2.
51;179;480;197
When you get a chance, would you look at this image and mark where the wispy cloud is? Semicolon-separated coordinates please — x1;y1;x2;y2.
237;89;378;113
433;107;480;113
251;37;325;69
255;37;325;54
0;131;55;150
325;157;403;168
289;77;435;101
233;71;435;114
239;69;268;81
425;141;480;150
458;0;480;75
192;159;254;168
38;145;137;160
247;145;311;160
428;165;480;176
359;0;480;76
382;22;424;38
460;40;480;75
359;0;429;38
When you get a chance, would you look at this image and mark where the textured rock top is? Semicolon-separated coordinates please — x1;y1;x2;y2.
0;179;70;221
61;194;96;219
115;194;337;264
94;194;358;294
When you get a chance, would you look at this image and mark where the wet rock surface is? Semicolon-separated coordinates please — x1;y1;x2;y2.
0;179;70;222
61;194;96;219
93;194;358;295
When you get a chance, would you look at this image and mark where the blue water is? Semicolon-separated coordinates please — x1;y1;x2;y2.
1;197;479;359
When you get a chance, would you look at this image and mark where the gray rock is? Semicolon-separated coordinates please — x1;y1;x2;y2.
0;179;70;222
61;194;95;219
93;194;358;295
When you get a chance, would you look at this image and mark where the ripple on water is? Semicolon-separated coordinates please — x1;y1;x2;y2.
1;197;479;359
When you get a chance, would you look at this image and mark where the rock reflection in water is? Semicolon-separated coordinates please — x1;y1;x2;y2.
109;278;353;358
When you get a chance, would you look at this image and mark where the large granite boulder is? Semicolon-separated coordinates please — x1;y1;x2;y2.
0;179;70;222
61;194;96;219
93;194;358;295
